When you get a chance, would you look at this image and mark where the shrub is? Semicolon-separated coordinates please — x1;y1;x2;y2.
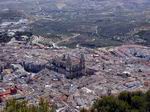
1;99;55;112
82;90;150;112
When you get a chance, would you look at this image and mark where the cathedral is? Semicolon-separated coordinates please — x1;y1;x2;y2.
49;54;86;79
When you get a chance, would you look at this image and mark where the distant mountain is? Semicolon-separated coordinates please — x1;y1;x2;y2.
1;0;150;12
0;0;150;48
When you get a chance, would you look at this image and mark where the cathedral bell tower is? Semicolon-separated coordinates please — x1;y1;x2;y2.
80;54;86;75
65;55;72;78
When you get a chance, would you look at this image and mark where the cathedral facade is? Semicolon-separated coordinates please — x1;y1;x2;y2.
49;54;86;79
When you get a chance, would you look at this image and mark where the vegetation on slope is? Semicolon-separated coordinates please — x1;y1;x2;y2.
80;90;150;112
1;99;55;112
1;90;150;112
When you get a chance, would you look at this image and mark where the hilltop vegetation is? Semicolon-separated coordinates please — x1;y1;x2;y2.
81;90;150;112
1;90;150;112
1;99;55;112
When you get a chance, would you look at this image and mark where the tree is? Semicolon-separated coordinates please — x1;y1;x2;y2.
82;90;150;112
118;91;132;104
1;99;55;112
93;96;130;112
131;96;144;109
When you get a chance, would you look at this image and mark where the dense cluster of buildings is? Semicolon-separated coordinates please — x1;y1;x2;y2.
0;40;149;112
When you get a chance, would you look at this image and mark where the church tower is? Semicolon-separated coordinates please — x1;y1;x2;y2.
80;54;85;68
0;67;3;81
66;55;72;78
80;54;86;75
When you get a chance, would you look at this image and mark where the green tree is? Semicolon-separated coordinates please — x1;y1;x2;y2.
1;99;55;112
93;96;130;112
131;96;145;110
118;91;132;104
82;90;150;112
